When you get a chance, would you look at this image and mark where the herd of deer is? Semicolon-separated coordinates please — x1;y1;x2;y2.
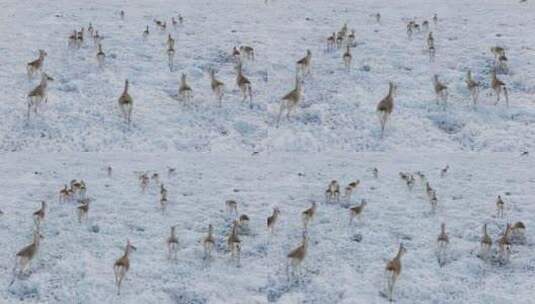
22;10;514;139
7;164;526;301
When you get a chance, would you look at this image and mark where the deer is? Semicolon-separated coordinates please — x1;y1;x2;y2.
68;30;77;48
118;80;133;125
376;81;396;138
376;13;381;24
12;228;44;280
433;75;448;107
433;13;438;25
178;14;184;25
93;30;102;46
336;32;344;48
178;74;192;102
225;200;238;219
27;72;54;120
325;180;340;203
167;44;175;71
267;207;280;234
347;30;356;47
239;45;255;61
422;20;429;31
327;32;336;50
209;69;224;106
27;50;47;78
88;23;94;36
232;46;241;61
405;174;415;191
384;243;407;302
276;73;303;127
373;168;379;178
139;173;149;192
344;180;360;201
238;214;250;234
497;224;512;263
480;223;492;260
440;165;449;177
235;62;253;108
286;231;308;282
203;224;215;259
430;191;438;214
349;199;367;225
427;32;434;49
436;223;449;266
76;28;84;48
496;195;505;218
59;184;72;202
296;50;312;77
114;240;136;295
77;199;90;223
160;192;168;213
342;46;352;71
465;70;480;105
33;201;46;228
172;17;178;28
166;226;179;260
107;166;113;177
166;34;175;49
142;25;149;40
490;69;509;106
425;182;434;198
302;201;317;231
227;221;241;266
96;44;105;67
120;10;125;20
406;23;413;40
428;44;436;62
511;221;526;244
490;46;506;59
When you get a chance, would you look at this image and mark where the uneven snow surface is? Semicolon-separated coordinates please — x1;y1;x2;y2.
0;153;534;303
1;0;535;152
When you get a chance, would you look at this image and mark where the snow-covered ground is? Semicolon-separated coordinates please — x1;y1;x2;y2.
1;0;535;152
0;153;534;303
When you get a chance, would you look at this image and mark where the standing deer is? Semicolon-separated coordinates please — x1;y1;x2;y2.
227;221;241;266
302;201;317;231
27;50;47;78
167;226;179;260
384;244;407;302
33;201;46;228
496;195;505;218
96;44;105;67
376;82;396;137
296;50;312;77
497;224;512;263
325;180;340;202
167;44;175;71
118;80;133;124
11;228;44;283
235;62;253;108
465;70;480;105
491;69;509;106
209;69;224;106
77;199;90;223
349;199;367;225
342;46;352;71
276;73;303;127
114;240;137;295
239;45;255;61
433;75;448;107
286;232;308;282
142;25;149;40
203;224;215;259
436;223;449;266
480;223;492;260
267;207;281;234
178;74;192;102
27;72;54;120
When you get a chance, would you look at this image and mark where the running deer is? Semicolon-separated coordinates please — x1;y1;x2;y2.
77;199;90;223
497;224;512;263
227;220;241;266
296;50;312;77
302;201;317;231
225;200;238;219
433;75;448;107
27;72;54;120
33;201;46;228
142;25;149;40
203;224;215;259
96;44;105;67
27;50;47;78
384;243;407;302
239;45;255;61
267;207;280;234
480;223;492;260
235;62;253;108
118;80;133;124
114;240;136;295
496;195;505;218
276;73;303;127
209;69;224;106
344;181;360;201
178;74;192;102
76;28;84;48
436;223;449;266
325;180;340;203
377;81;396;137
342;46;352;71
167;226;179;260
491;69;509;106
349;199;367;225
465;70;480;105
12;228;44;279
287;231;308;281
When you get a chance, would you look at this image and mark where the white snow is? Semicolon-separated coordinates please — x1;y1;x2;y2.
1;0;534;152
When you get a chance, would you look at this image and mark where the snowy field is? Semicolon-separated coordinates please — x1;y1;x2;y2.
0;153;534;303
0;0;535;152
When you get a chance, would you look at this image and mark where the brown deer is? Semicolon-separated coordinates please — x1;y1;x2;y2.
497;224;512;263
167;226;179;260
433;75;448;107
376;82;396;137
436;223;449;266
239;45;255;61
142;25;149;40
327;32;336;50
480;223;492;260
27;50;47;78
296;50;312;77
77;199;90;223
227;221;241;266
167;44;175;71
384;243;407;301
13;228;44;278
342;46;352;71
209;69;224;106
33;201;46;228
496;195;505;218
465;70;480;105
118;80;133;124
96;44;105;67
491;69;509;106
235;62;253;108
114;240;137;295
276;73;303;127
267;207;280;234
225;200;238;218
344;180;360;201
27;72;54;120
302;201;317;231
349;199;367;225
325;180;340;202
286;232;308;281
203;224;215;259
